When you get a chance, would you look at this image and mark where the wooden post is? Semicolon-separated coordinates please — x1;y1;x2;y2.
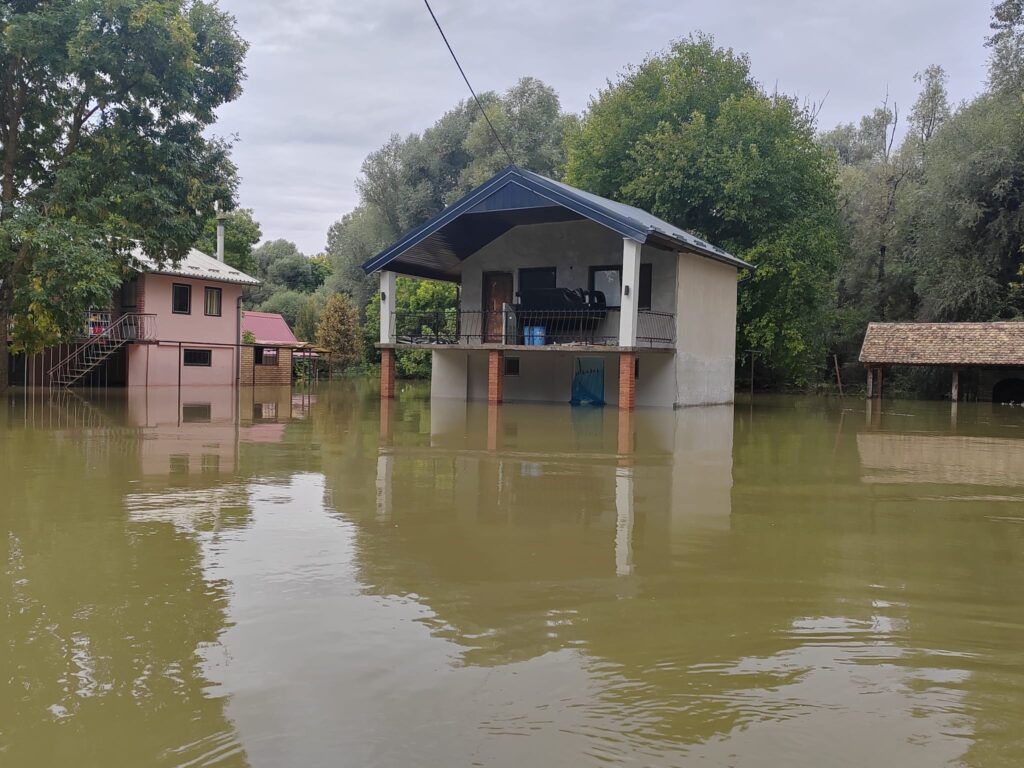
619;351;637;410
866;366;874;399
487;349;504;405
833;354;844;396
877;367;884;401
951;369;960;402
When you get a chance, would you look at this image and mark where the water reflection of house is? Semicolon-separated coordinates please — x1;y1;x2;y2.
124;386;300;482
858;432;1024;488
368;403;736;665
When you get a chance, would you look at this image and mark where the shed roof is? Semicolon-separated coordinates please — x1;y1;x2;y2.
241;311;299;346
362;166;751;281
860;322;1024;367
133;247;260;286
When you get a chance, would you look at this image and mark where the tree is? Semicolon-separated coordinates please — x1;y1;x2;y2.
988;0;1024;95
196;208;262;274
325;205;391;319
567;35;839;384
266;253;317;292
909;66;951;149
456;77;576;194
309;254;333;287
258;289;306;328
0;0;247;389
564;34;754;200
316;293;362;371
253;238;302;278
294;292;325;343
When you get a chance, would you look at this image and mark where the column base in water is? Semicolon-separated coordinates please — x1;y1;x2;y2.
380;348;396;399
619;352;636;410
488;350;504;405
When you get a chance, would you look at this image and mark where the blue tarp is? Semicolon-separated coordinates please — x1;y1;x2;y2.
570;357;605;407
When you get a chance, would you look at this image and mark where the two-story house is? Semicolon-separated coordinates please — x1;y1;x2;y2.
11;247;260;388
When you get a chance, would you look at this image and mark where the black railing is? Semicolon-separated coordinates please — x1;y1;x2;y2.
392;309;674;348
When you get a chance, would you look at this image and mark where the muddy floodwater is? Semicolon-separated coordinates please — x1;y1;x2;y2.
2;384;1024;767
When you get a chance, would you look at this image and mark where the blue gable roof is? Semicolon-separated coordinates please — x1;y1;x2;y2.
361;166;751;281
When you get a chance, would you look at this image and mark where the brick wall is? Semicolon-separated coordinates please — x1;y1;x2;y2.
240;345;293;386
487;350;504;405
618;352;636;410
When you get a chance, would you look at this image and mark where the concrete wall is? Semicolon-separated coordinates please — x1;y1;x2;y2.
434;348;674;406
674;252;738;406
431;349;469;400
127;274;243;387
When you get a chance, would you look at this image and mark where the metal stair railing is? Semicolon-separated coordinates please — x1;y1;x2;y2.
47;313;156;388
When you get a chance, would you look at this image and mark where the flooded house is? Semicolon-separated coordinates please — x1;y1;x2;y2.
363;166;753;409
9;243;260;388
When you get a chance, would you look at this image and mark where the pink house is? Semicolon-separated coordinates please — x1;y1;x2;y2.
12;248;261;388
124;249;261;387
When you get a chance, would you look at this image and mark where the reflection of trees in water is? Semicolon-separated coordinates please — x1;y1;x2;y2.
0;423;247;767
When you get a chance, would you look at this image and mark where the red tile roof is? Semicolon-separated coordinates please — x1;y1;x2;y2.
241;311;299;346
859;322;1024;366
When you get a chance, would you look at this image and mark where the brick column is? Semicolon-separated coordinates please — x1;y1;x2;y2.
380;348;396;399
619;352;636;410
488;350;504;405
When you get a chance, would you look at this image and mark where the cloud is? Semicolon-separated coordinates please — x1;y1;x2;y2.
214;0;991;253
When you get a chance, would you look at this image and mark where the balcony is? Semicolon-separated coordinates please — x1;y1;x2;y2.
392;308;674;350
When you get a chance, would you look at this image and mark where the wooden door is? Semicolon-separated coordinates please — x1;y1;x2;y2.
482;271;513;343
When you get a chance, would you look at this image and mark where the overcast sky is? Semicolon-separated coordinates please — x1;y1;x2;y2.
213;0;993;254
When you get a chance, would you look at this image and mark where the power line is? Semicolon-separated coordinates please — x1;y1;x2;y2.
422;0;515;166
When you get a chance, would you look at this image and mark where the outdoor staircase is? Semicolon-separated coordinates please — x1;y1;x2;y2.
47;313;155;388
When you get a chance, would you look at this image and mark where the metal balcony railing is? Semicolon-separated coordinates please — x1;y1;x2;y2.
391;308;674;348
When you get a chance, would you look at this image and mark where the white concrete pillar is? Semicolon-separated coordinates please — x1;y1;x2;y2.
618;239;643;347
379;270;396;344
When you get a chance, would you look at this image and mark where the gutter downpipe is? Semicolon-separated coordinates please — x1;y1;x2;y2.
235;295;243;386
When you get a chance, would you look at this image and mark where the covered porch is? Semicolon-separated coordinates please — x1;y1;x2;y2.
365;166;750;409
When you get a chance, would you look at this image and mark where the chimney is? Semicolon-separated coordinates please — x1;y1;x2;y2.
215;201;226;262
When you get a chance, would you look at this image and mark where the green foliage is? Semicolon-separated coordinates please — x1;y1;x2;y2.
361;278;458;377
565;34;755;199
254;239;302;278
0;0;247;386
316;293;363;370
309;254;333;287
908;92;1024;321
294;293;325;343
266;252;318;292
241;329;256;345
568;34;839;385
325;206;393;319
258;289;306;328
196;209;262;274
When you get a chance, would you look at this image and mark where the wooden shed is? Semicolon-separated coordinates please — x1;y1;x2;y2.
859;322;1024;402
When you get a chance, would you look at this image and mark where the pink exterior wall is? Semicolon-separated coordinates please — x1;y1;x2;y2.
128;274;244;387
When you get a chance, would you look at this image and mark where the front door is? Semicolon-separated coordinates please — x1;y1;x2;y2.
482;271;513;343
